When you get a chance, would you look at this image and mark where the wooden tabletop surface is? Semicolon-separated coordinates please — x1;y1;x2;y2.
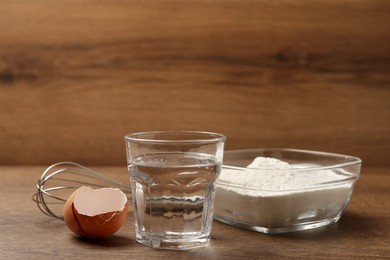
1;166;389;259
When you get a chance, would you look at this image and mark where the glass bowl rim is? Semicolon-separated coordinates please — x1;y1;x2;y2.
223;148;362;170
217;148;362;191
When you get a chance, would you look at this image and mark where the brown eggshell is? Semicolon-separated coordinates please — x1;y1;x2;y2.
63;189;87;237
63;187;128;238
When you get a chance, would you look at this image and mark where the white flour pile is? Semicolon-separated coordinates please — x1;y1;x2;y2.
214;157;353;229
219;157;346;195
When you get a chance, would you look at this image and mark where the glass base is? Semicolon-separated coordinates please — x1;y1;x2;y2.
136;231;210;250
214;216;341;234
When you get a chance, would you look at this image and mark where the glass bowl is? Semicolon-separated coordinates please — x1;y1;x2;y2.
214;148;362;234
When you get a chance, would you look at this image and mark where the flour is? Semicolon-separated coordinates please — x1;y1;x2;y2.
214;157;353;231
218;157;346;196
247;157;292;169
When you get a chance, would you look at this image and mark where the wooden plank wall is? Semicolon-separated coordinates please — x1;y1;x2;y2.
0;0;389;166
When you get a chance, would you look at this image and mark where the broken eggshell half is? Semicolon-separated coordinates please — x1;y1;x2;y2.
63;186;128;238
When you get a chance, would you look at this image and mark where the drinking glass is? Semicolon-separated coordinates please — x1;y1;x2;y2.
124;131;225;250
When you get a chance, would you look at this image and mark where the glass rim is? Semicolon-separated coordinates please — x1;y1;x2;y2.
124;130;226;144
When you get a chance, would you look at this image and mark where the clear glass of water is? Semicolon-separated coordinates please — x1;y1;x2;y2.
124;131;226;250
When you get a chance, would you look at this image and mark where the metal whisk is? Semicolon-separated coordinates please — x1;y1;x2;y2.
33;162;132;220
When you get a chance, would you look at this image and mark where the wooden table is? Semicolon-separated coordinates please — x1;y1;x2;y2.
1;166;389;259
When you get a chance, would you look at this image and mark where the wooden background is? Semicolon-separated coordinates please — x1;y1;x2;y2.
0;0;389;167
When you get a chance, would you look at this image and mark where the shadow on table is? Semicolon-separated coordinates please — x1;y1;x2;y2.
73;235;135;248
